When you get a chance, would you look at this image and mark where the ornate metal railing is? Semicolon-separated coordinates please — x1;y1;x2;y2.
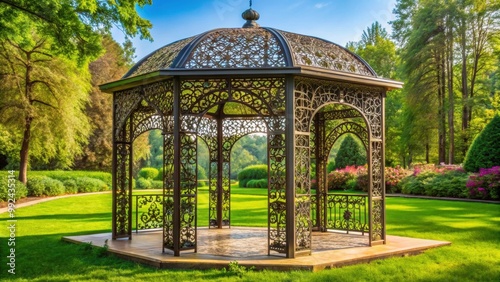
311;193;369;234
134;194;164;232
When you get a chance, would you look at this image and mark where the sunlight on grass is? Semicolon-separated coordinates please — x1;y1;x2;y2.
0;192;499;281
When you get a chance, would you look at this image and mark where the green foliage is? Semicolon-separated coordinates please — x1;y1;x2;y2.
31;171;112;187
26;176;65;196
0;178;27;201
62;179;78;194
0;1;152;62
75;177;108;193
138;167;159;180
327;166;358;191
221;261;254;277
237;165;268;188
464;115;500;172
246;179;268;189
136;177;152;189
333;135;366;170
385;166;411;193
401;172;437;195
151;180;163;189
467;166;500;200
27;176;50;197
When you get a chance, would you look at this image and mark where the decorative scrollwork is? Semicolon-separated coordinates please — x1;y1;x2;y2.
268;132;287;253
183;28;287;69
124;37;196;78
325;194;369;233
114;141;132;237
277;30;375;76
135;194;163;231
324;122;369;155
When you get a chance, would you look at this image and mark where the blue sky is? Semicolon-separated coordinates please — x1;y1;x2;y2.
113;0;397;61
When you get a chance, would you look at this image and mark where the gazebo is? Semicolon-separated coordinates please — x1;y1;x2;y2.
100;7;403;258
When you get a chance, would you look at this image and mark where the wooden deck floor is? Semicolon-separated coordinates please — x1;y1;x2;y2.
63;227;450;272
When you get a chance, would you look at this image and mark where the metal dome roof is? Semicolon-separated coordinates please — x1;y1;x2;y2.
123;27;377;79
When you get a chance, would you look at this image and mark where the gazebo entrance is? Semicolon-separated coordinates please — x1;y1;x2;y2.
101;7;402;258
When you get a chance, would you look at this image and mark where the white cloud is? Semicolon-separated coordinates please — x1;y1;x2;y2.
314;2;331;9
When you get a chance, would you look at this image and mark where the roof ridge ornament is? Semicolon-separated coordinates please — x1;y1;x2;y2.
242;0;260;28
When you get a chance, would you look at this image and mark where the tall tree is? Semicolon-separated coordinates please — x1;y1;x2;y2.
333;135;367;170
73;35;134;171
347;22;401;165
0;0;152;63
0;30;91;183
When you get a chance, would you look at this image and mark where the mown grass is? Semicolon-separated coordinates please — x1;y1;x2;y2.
0;186;499;281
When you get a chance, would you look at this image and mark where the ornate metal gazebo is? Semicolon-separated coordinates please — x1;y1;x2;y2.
100;7;402;258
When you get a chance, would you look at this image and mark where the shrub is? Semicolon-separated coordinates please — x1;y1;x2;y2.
43;178;65;196
138;167;159;180
464;115;500;172
237;165;268;188
401;172;437;195
333;135;366;170
256;179;268;188
151;180;163;189
63;179;78;194
75;177;108;193
136;177;152;189
423;170;469;198
385;166;411;193
197;180;207;187
466;166;500;200
246;179;259;188
31;171;112;187
0;179;28;201
327;166;358;190
27;176;49;197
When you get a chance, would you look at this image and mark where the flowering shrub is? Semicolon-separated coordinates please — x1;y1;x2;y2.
327;165;361;191
466;166;500;200
385;166;411;193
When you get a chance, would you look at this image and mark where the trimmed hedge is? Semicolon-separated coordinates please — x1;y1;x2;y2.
31;171;112;187
75;177;108;193
138;167;159;180
27;176;65;197
237;165;268;188
0;177;28;201
246;178;268;188
464;114;500;172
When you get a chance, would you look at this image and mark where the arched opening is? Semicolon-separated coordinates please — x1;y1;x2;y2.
309;102;370;248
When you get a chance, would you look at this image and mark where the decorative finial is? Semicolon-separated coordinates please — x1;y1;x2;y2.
242;1;260;28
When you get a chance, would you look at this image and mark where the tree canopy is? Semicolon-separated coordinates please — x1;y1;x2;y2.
0;0;152;63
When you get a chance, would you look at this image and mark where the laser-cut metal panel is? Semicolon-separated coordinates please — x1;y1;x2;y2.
183;28;287;69
124;37;196;78
277;30;376;76
267;116;287;253
163;134;175;250
324;122;369;154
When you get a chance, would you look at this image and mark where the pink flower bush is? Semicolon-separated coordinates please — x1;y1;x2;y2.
466;166;500;200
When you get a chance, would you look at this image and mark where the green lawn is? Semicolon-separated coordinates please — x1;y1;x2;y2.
1;187;499;281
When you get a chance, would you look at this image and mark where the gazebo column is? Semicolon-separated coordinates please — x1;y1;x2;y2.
112;116;133;240
313;114;327;232
369;93;386;245
171;78;198;256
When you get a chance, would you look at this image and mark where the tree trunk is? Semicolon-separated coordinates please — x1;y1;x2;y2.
460;12;469;157
447;15;454;164
18;117;32;184
437;50;446;164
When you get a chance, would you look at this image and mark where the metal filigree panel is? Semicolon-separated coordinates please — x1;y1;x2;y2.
320;109;363;121
113;141;132;238
371;141;383;198
183;28;287;69
277;30;375;76
371;199;384;242
208;161;218;227
268;132;287;253
324;122;369;153
325;194;369;233
135;194;163;231
124;37;196;78
178;134;197;250
163;134;175;250
114;87;142;138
